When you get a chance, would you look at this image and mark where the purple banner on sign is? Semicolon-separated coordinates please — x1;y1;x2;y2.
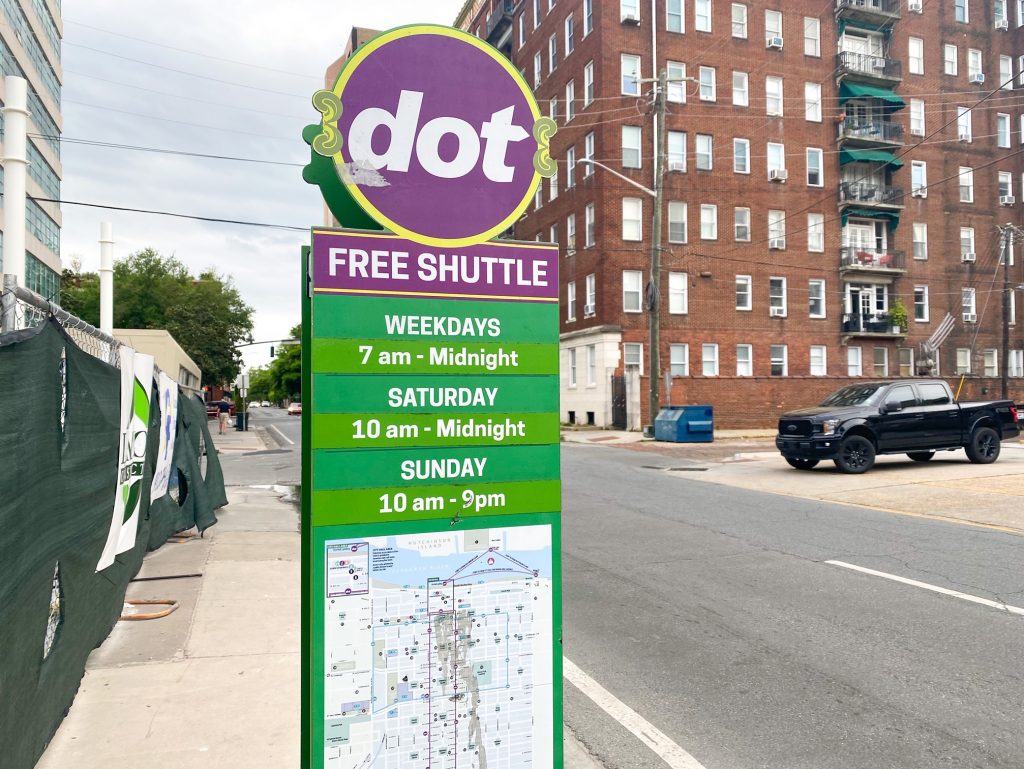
312;229;559;302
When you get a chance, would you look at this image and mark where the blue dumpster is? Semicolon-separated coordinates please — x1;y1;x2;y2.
654;405;713;443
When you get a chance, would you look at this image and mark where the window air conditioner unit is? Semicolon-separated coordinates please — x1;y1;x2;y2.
908;0;923;11
769;306;787;317
584;303;595;316
766;36;784;50
958;131;971;142
963;312;977;323
768;238;786;250
996;19;1009;30
969;73;985;84
1000;195;1016;206
911;188;927;198
668;161;686;172
961;252;976;263
768;168;788;182
621;13;640;25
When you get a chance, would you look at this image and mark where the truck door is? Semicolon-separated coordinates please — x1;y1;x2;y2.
914;382;961;447
875;384;922;451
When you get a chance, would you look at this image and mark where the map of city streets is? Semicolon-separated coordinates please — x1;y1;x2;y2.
323;524;554;769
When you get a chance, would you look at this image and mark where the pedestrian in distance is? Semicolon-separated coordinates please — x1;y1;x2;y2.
217;395;232;435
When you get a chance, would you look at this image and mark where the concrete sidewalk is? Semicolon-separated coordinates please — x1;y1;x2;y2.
38;426;602;769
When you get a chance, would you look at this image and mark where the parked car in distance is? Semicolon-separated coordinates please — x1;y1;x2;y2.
261;400;271;407
776;380;1020;474
206;402;218;420
287;402;302;415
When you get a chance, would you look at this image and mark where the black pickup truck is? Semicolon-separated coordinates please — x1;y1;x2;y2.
776;380;1020;473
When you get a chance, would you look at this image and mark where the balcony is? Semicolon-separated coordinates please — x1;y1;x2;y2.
841;313;908;338
485;0;515;46
835;0;901;24
839;181;904;208
837;51;902;84
837;118;904;147
840;247;906;275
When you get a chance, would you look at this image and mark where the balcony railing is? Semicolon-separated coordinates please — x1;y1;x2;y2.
841;313;907;335
486;0;515;43
840;247;906;272
835;0;901;21
839;181;904;207
838;118;904;145
837;51;902;81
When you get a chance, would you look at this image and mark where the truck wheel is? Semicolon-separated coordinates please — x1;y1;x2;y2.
965;427;1001;464
907;451;935;462
785;457;819;470
834;435;875;474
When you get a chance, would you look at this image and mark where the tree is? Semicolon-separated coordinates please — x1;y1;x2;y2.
247;325;301;403
60;248;254;385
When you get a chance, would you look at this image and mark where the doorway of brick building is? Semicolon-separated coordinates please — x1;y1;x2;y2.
611;374;627;429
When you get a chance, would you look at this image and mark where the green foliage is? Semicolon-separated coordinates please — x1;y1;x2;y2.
888;298;909;329
59;248;254;385
248;324;301;403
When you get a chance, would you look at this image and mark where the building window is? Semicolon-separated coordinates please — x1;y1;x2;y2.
960;227;975;258
587;344;597;385
567;214;576;252
959;166;974;202
535;186;543;211
984;349;998;377
695;134;713;170
767;142;785;175
806;148;823;186
805;82;821;121
667;0;683;32
584;131;595;170
765;9;782;40
549;169;559;201
565;15;575;54
909;37;924;75
621;54;640;95
569;348;577;385
583;0;593;35
999;171;1013;198
583;204;596;248
765;76;783;116
733;138;750;173
1009;350;1024;377
909;99;925;136
585;273;596;314
732;3;747;38
699;66;716;101
695;0;712;32
533;52;542;88
770;345;788;376
954;0;968;23
767;209;785;242
873;347;888;377
667;61;686;103
732;71;749;106
944;44;958;76
622;198;642;241
910;286;928;326
623;343;642;370
769;276;787;315
671;344;689;376
668;202;687;243
567;281;576;321
848;347;863;376
956;348;971;375
584;61;594;106
700;204;718;239
549;34;558;72
912;223;927;260
810;345;827;376
566;147;576;188
898;348;914;377
807;213;824;252
957;107;972;142
518;13;526;48
668;131;686;171
550;97;558;123
566;80;576;120
622;126;641;168
968;49;982;79
623;270;643;311
809;280;826;318
804;17;820;56
669;272;688;314
911;161;927;196
1000;56;1013;89
736;274;752;310
736;344;753;376
621;0;640;21
962;287;976;319
533;0;541;27
997;114;1011;148
734;207;751;241
702;343;719;376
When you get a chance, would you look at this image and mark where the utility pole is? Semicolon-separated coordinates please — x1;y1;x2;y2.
648;69;668;431
1001;224;1013;400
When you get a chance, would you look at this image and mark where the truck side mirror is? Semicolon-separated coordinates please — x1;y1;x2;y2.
883;399;903;413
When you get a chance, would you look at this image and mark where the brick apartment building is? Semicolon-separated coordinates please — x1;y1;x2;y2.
453;0;1024;429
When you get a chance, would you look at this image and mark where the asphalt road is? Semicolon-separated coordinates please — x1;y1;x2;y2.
218;406;301;486
561;442;1024;769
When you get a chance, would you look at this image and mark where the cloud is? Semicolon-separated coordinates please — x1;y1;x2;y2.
60;0;467;373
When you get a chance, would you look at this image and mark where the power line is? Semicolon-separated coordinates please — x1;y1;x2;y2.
28;134;305;167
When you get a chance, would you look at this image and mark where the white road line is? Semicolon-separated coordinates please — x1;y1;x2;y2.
269;424;295;445
825;560;1024;617
563;657;708;769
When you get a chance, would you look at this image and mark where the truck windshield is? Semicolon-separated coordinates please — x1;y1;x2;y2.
819;384;884;407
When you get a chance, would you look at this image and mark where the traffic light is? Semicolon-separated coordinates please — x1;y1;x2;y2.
270;346;275;358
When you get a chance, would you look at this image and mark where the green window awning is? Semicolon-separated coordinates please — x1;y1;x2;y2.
841;208;901;231
839;148;904;167
838;81;905;109
837;18;894;38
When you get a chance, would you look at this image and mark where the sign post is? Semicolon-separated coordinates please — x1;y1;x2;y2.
301;25;560;769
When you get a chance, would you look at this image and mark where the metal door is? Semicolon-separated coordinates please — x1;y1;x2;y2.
611;374;627;429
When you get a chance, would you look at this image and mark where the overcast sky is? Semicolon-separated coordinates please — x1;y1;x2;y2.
60;0;467;372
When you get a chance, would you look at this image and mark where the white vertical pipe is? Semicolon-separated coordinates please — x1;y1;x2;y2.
99;222;114;334
2;76;29;303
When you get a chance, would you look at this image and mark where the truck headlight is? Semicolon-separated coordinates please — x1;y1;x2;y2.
822;419;840;436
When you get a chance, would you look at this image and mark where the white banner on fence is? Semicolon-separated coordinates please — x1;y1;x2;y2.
150;372;179;501
96;348;155;571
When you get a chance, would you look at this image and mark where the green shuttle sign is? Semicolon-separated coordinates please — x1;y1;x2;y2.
301;25;561;769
